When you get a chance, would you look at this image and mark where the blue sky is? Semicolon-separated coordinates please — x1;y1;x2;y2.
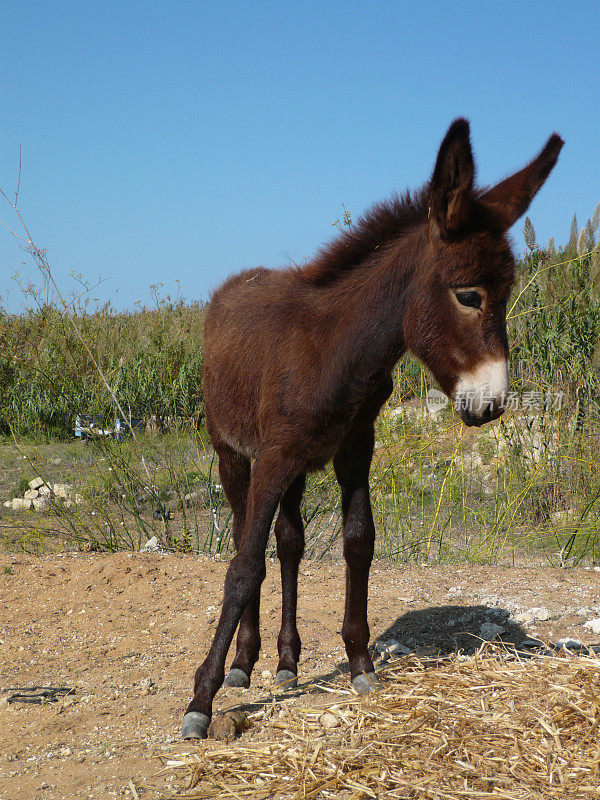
1;1;599;311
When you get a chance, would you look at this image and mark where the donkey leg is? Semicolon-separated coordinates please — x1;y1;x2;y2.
274;474;306;689
215;445;257;688
183;455;294;738
212;445;260;689
334;423;379;694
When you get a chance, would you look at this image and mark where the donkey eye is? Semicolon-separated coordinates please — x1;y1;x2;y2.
455;290;482;309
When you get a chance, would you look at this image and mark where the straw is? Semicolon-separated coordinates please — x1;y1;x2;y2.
157;646;600;799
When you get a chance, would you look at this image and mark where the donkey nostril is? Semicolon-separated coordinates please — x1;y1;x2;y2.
481;404;493;423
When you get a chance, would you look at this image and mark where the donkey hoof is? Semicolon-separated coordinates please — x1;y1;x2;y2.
181;711;210;740
224;668;250;688
352;672;378;694
275;670;298;690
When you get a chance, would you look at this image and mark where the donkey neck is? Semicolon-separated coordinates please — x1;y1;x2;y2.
321;226;426;401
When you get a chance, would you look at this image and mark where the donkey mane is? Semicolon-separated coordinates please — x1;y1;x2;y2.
301;186;430;286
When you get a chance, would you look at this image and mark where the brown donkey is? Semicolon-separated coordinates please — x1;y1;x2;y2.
182;119;563;738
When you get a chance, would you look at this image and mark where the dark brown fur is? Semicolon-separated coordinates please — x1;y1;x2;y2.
184;119;563;733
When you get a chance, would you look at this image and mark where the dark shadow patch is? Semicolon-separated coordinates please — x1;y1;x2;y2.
372;603;527;657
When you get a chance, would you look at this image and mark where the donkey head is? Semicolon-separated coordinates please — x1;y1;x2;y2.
404;119;563;426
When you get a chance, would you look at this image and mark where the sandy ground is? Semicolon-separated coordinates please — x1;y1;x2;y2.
1;551;599;799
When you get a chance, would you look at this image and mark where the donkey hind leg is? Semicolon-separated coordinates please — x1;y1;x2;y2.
183;454;292;738
274;474;306;689
334;422;380;695
212;446;262;690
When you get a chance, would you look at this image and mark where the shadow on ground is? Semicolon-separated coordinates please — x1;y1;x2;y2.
373;603;527;656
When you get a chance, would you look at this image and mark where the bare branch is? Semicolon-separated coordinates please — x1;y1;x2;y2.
15;145;22;206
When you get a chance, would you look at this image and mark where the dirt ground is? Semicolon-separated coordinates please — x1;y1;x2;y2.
0;551;599;800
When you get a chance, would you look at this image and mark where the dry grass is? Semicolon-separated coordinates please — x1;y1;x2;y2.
157;647;600;799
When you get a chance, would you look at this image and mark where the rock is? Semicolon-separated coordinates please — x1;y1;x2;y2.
140;536;165;553
28;477;45;491
53;484;72;499
74;493;83;505
583;618;600;635
319;712;340;729
33;497;49;511
12;498;32;511
139;677;155;696
24;489;39;500
531;607;551;621
38;485;51;497
375;640;396;661
374;639;411;661
183;487;210;508
514;612;533;625
480;596;502;608
480;622;505;640
516;607;551;624
3;501;11;509
555;638;584;651
141;536;158;552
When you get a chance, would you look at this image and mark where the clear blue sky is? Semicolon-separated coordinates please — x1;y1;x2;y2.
1;1;599;311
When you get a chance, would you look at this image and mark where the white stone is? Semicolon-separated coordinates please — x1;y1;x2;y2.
33;497;48;511
583;618;600;635
24;489;39;500
74;493;83;505
527;607;551;622
28;477;45;490
38;485;51;497
514;612;534;625
140;536;160;553
53;484;71;499
12;498;32;511
3;500;12;508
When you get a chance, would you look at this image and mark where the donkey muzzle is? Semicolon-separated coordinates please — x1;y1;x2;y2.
453;359;509;427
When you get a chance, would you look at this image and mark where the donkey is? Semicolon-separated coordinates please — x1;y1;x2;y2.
182;119;563;738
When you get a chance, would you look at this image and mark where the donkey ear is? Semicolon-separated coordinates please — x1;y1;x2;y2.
429;118;475;238
480;133;564;231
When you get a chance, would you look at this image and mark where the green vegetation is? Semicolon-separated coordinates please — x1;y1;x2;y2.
1;205;599;566
0;295;205;438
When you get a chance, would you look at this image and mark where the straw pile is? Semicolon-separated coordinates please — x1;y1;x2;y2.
160;648;600;799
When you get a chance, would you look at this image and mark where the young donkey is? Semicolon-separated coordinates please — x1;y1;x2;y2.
182;119;563;738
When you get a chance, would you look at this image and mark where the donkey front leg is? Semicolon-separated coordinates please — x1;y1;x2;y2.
182;456;292;739
334;424;378;694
